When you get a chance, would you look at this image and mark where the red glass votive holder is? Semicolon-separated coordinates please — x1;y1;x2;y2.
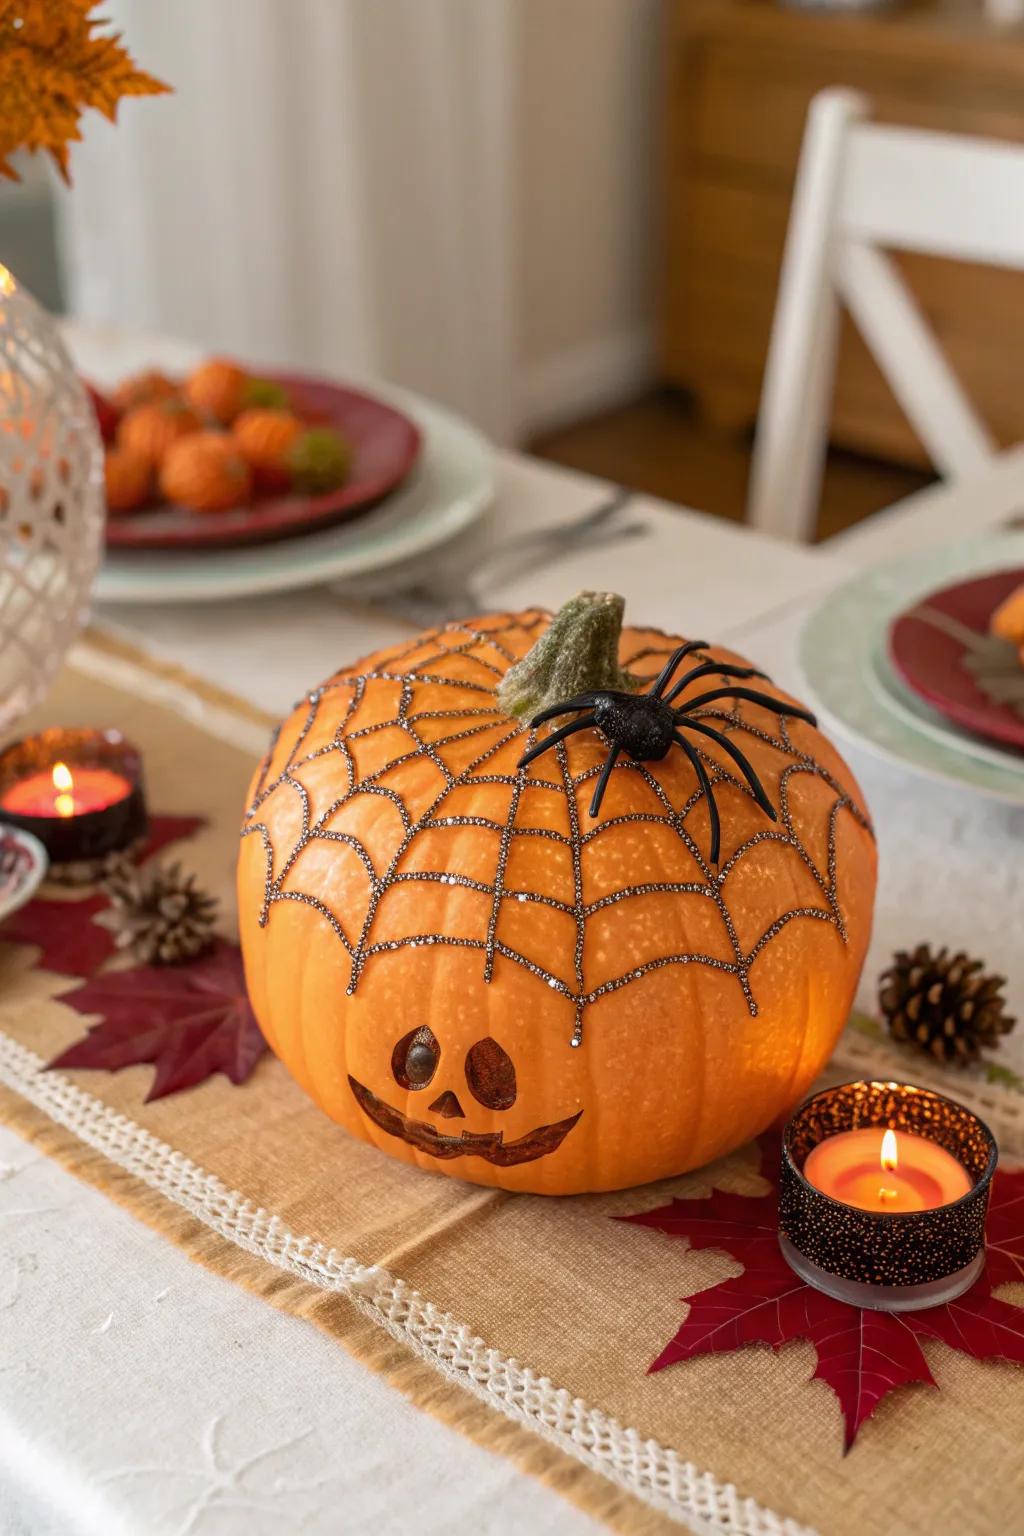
0;727;148;867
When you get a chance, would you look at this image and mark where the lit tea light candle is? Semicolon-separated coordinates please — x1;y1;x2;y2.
803;1126;973;1213
779;1081;997;1313
0;760;132;820
0;728;147;870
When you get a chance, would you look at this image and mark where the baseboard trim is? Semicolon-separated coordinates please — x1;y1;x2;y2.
516;326;655;441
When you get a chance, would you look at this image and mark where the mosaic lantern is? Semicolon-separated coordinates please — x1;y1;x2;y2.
0;271;104;734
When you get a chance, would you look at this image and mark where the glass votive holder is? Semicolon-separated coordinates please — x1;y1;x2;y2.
779;1080;996;1312
0;726;148;873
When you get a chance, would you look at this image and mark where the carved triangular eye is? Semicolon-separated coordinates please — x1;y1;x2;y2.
392;1026;439;1090
465;1037;516;1110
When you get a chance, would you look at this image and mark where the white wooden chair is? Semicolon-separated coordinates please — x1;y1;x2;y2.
747;87;1024;543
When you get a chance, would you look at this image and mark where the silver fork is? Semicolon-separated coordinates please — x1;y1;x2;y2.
367;486;642;627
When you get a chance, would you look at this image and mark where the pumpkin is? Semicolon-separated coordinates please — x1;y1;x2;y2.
117;399;203;468
111;368;179;414
160;431;253;511
183;358;249;425
232;407;303;493
238;594;876;1194
104;445;153;512
991;583;1024;647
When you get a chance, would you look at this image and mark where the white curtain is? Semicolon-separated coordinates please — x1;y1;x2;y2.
55;0;517;442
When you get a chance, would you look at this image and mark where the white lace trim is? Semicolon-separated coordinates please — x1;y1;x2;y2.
0;1028;814;1536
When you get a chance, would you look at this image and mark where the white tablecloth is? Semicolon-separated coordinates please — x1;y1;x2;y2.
93;452;853;722
3;421;1023;1533
0;1123;609;1536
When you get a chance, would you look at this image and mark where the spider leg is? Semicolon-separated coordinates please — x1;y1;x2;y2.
672;729;721;866
517;712;599;770
528;694;601;729
648;641;709;699
588;742;622;818
678;716;777;820
663;659;767;706
678;686;817;726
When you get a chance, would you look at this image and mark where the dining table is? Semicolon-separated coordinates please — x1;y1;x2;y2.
1;329;1022;1536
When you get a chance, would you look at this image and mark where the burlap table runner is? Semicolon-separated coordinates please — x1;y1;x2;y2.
0;637;1021;1536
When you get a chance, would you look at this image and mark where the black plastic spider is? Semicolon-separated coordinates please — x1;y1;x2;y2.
516;641;817;865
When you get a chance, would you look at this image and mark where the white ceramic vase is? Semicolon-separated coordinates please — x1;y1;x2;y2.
0;271;104;734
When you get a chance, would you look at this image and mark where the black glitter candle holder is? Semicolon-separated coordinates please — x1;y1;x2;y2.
0;727;148;872
779;1080;996;1312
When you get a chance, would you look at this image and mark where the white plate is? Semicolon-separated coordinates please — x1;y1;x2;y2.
798;532;1024;805
0;826;48;920
94;387;494;605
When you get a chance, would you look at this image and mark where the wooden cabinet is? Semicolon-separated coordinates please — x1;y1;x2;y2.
662;0;1024;465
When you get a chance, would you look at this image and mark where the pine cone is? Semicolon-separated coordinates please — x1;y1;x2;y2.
99;858;218;965
879;944;1016;1066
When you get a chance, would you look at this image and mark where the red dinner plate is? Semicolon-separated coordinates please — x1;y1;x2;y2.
888;567;1024;753
105;373;422;551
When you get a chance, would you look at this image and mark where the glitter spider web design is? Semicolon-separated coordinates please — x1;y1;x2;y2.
242;613;873;1048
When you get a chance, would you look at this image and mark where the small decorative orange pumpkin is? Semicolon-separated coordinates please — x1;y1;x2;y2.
183;358;249;425
117;399;202;468
112;369;179;414
991;583;1024;648
104;445;153;512
238;594;876;1194
232;407;303;493
159;431;253;511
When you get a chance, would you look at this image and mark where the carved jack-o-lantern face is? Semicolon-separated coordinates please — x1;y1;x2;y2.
347;1028;582;1167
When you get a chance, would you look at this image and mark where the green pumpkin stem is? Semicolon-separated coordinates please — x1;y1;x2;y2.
497;591;639;720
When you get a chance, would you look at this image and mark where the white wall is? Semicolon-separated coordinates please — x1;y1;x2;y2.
514;0;662;437
54;0;660;446
0;156;65;313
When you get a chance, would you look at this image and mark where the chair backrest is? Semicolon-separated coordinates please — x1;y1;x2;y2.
747;88;1024;542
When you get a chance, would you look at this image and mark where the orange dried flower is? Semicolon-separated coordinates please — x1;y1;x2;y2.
0;1;169;184
184;359;249;426
104;445;153;513
160;431;253;512
117;399;202;469
232;408;303;493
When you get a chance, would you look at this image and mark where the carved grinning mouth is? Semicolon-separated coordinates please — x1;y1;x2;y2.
348;1076;582;1166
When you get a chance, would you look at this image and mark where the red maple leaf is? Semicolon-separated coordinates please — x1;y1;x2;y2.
49;940;266;1101
620;1138;1024;1451
984;1175;1024;1289
0;890;112;977
0;814;207;978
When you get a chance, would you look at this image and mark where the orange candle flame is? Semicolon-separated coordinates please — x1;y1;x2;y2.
52;761;75;818
878;1129;899;1203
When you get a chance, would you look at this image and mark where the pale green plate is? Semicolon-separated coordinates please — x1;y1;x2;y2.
798;533;1024;805
95;385;494;605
